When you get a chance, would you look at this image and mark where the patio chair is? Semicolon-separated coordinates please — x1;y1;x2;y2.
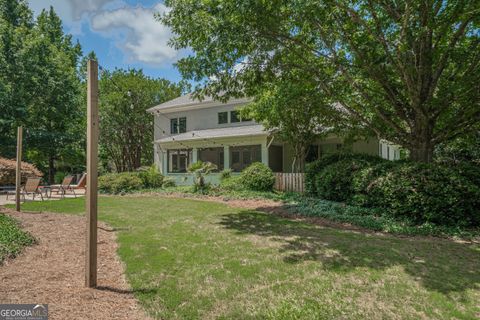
6;178;43;202
72;173;86;192
50;175;75;198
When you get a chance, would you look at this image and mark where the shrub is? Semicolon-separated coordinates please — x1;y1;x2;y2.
365;162;480;227
240;162;275;191
315;157;381;202
219;175;244;191
98;172;143;194
188;161;217;193
220;168;233;181
448;162;480;187
137;165;164;188
0;157;43;186
162;177;176;188
305;153;383;195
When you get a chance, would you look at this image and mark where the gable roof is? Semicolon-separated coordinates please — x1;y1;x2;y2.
147;93;251;113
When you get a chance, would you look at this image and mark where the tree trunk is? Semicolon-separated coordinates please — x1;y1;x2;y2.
48;155;55;184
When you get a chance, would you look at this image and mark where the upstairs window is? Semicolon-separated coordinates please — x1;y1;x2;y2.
230;110;240;123
218;112;228;124
170;117;187;134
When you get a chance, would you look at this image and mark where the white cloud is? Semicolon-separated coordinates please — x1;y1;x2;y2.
91;3;179;65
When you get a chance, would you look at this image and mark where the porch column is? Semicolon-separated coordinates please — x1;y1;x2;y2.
261;141;269;167
223;145;230;169
192;148;198;163
162;151;168;174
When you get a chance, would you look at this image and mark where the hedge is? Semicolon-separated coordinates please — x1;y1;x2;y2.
240;162;275;191
309;155;480;227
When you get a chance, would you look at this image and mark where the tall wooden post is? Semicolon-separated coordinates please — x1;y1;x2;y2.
15;126;23;211
85;60;99;288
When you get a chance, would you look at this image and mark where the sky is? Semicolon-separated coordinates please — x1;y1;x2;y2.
28;0;189;84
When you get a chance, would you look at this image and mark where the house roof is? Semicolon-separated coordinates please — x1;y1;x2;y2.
147;93;251;113
155;124;270;144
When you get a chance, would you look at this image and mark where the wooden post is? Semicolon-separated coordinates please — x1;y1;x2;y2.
85;60;99;288
15;126;23;211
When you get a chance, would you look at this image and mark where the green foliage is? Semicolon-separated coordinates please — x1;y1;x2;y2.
219;175;243;191
448;162;480;187
305;153;383;195
54;171;67;184
162;177;176;188
0;214;35;263
137;165;164;188
240;162;275;191
315;157;381;202
98;172;143;194
188;161;217;193
163;0;480;162
220;168;232;181
99;69;185;172
364;163;480;227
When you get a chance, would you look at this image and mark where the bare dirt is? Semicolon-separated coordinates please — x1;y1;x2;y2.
0;207;151;320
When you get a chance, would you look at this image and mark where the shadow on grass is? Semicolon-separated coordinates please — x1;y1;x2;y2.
219;210;480;295
96;286;157;295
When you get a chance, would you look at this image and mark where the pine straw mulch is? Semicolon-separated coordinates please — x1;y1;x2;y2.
0;207;151;320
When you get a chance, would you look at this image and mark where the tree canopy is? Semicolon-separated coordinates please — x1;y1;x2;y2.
98;69;185;172
162;0;480;162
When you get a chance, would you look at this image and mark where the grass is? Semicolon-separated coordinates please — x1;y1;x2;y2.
141;186;480;239
14;196;480;319
0;214;35;263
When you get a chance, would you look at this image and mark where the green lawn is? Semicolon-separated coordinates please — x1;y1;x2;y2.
16;196;480;319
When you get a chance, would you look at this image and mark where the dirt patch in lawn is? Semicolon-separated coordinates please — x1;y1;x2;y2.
0;207;150;320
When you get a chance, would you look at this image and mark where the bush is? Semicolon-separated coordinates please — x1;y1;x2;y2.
220;168;233;181
0;157;43;186
219;175;244;191
315;157;382;202
448;162;480;187
162;177;176;188
98;172;143;194
365;162;480;227
137;165;164;188
240;162;275;191
305;153;383;195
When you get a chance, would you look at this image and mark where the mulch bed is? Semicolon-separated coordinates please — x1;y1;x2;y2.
0;207;150;320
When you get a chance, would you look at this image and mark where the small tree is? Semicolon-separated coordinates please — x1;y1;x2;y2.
188;161;217;193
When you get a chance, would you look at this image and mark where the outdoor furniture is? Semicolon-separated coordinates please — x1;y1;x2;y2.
50;175;75;198
72;173;86;191
6;178;43;201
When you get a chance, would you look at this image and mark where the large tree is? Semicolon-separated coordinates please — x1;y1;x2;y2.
162;0;480;162
0;0;34;156
99;69;185;172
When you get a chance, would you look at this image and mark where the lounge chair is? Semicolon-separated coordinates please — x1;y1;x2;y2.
50;175;75;198
72;173;86;192
6;178;43;201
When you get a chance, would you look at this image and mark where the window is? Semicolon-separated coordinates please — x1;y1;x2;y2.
230;110;240;123
170;117;187;134
179;117;186;133
198;147;224;171
230;145;261;172
218;112;228;124
170;118;178;134
168;149;192;173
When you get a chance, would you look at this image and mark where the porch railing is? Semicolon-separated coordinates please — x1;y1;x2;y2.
274;173;305;193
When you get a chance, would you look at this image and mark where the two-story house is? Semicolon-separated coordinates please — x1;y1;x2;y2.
147;93;401;185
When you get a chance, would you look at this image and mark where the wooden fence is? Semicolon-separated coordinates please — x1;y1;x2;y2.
274;173;305;193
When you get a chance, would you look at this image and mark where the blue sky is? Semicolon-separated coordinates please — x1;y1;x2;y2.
28;0;188;84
